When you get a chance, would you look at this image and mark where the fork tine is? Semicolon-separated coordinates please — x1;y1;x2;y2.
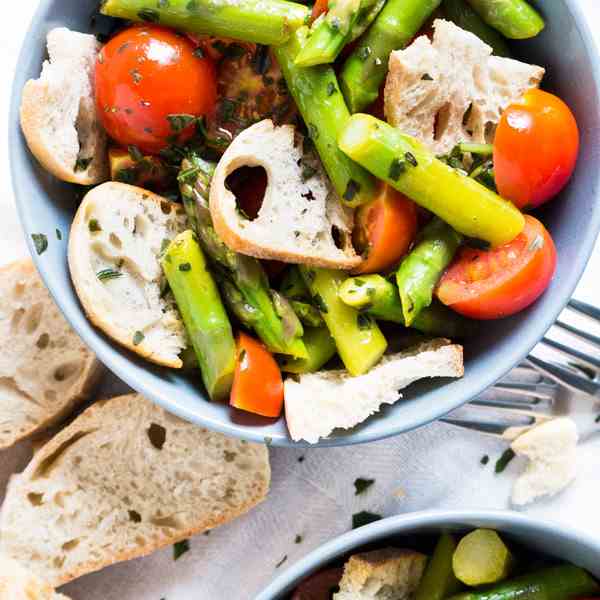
540;335;600;371
526;355;600;396
554;319;600;353
568;298;600;322
491;382;557;401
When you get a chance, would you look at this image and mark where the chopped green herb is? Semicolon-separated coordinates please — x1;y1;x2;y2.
253;45;271;74
388;158;406;181
405;152;418;167
298;455;305;463
330;16;341;31
264;436;273;446
138;8;160;22
74;157;93;172
358;46;372;61
173;539;190;560
343;179;360;202
352;511;382;529
218;98;238;122
354;478;375;495
97;268;123;282
495;448;516;473
313;293;328;314
179;262;192;272
160;238;171;255
224;43;247;59
31;234;48;256
88;219;101;233
295;534;303;544
128;145;144;163
167;114;197;133
326;82;338;96
357;313;372;330
133;331;145;346
192;46;205;59
595;414;600;423
55;228;62;241
421;73;433;80
465;237;491;251
275;555;288;569
301;165;317;182
308;123;319;140
304;269;316;284
481;454;490;465
354;278;365;287
129;68;143;84
186;0;199;12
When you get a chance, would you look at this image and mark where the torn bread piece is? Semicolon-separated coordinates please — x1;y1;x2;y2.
0;393;270;588
334;548;427;600
510;417;578;506
384;19;545;155
0;259;103;450
210;119;361;270
20;27;108;185
0;555;69;600
285;339;464;443
68;182;188;368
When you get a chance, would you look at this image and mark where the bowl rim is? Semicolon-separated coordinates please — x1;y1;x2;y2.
9;0;600;447
255;509;600;599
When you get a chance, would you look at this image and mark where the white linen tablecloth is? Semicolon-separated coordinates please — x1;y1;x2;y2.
1;2;599;599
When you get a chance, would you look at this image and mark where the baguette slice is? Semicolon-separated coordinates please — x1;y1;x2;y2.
384;19;545;155
334;548;427;600
510;417;578;506
68;182;188;368
0;259;103;450
0;393;270;588
20;27;108;185
285;339;463;443
0;555;69;600
210;119;361;270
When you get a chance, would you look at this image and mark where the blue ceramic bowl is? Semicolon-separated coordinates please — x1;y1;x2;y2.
256;510;600;599
10;1;600;446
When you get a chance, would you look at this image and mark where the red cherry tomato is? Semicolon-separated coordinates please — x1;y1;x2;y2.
311;0;329;21
353;184;418;275
95;25;217;154
291;568;343;600
436;215;557;320
494;89;579;209
230;333;284;418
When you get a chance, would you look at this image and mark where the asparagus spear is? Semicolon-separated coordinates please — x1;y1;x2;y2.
280;326;337;374
442;0;511;56
179;155;307;358
300;266;387;376
396;218;463;326
447;565;600;600
339;0;442;113
294;0;385;67
338;274;475;338
338;114;525;246
415;533;462;600
161;230;236;401
100;0;309;46
273;27;376;207
465;0;544;39
279;267;325;327
290;300;325;328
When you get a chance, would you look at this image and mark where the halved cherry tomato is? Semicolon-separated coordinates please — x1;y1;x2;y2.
311;0;329;22
230;332;284;418
436;215;557;320
292;568;343;600
95;25;217;154
494;89;579;210
353;184;418;274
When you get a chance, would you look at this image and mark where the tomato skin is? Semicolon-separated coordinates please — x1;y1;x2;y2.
353;184;418;275
95;25;217;154
230;332;284;418
494;89;579;209
291;568;343;600
437;215;557;320
311;0;329;21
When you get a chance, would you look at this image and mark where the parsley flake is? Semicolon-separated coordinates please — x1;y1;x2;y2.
138;8;160;22
133;331;145;346
167;114;197;133
326;81;338;96
173;539;190;560
74;157;92;172
421;73;434;81
343;179;360;202
193;46;205;59
480;454;490;465
405;152;418;167
295;534;303;544
88;219;101;233
312;293;328;313
179;263;192;272
352;511;382;529
495;448;516;473
389;158;406;181
31;233;48;256
97;268;123;282
275;555;288;569
357;313;372;331
55;228;62;241
354;478;375;495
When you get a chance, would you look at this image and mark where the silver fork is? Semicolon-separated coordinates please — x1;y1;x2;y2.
442;299;600;440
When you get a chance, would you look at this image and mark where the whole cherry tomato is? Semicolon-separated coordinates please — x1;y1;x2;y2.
353;184;418;275
494;89;579;209
95;25;217;154
436;215;557;319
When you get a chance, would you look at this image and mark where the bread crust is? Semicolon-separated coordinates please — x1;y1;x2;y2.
68;182;186;368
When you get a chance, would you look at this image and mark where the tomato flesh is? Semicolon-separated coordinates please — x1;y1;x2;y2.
494;89;579;209
437;215;557;319
353;184;417;275
95;25;217;154
292;568;343;600
230;332;284;418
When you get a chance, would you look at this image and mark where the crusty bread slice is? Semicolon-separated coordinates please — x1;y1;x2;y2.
20;27;108;185
210;119;361;270
0;259;103;450
384;19;545;155
0;555;69;600
0;393;270;588
285;339;464;443
510;417;578;506
68;182;188;368
334;548;427;600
